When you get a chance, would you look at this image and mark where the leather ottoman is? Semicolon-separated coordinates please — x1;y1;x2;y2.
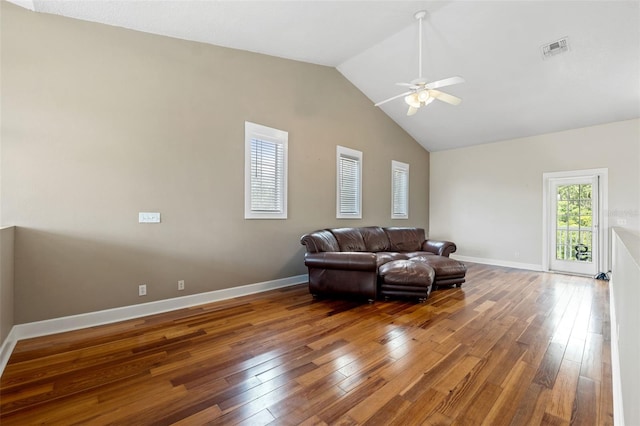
408;255;467;288
378;260;435;302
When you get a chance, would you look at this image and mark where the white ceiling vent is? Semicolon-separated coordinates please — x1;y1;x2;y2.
541;37;570;59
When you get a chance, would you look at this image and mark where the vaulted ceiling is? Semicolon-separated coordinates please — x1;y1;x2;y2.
9;0;640;151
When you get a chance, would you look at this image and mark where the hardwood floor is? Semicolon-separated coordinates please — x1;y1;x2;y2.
0;263;613;425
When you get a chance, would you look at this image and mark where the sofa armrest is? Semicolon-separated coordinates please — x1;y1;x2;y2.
304;252;377;271
422;240;457;257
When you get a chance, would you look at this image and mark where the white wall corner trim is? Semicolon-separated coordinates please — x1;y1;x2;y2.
609;284;625;426
0;274;308;376
451;254;543;272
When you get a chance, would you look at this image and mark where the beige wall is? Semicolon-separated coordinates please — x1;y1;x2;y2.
0;227;15;346
1;3;429;323
430;118;640;267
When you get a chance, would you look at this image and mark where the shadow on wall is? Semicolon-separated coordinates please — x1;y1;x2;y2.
14;227;307;324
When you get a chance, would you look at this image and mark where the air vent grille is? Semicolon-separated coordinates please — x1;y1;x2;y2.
541;37;570;59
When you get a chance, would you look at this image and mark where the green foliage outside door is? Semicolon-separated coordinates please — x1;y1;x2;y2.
555;183;593;262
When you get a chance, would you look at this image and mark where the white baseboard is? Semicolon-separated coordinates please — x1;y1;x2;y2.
451;254;543;272
0;274;307;376
0;328;19;378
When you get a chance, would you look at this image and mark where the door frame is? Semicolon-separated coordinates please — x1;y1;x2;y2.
542;168;609;275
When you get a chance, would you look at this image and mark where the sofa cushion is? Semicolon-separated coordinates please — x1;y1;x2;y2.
360;226;390;252
300;230;340;253
331;228;367;252
375;252;408;268
384;227;425;252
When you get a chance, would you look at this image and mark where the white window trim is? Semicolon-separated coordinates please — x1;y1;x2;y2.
244;121;288;219
391;160;409;219
336;145;362;219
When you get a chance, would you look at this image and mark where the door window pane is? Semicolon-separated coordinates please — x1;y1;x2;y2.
556;183;593;262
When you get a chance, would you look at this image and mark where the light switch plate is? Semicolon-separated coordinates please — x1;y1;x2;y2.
139;212;161;223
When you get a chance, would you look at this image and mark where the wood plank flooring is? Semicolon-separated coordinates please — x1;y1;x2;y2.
0;263;613;425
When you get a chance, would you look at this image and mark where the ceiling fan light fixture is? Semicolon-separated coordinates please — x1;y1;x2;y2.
417;90;430;102
404;93;420;108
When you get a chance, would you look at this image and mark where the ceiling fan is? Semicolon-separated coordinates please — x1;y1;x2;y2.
374;10;464;116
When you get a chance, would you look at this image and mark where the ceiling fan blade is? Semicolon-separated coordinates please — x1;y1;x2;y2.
429;89;462;106
395;82;418;88
374;91;413;107
425;76;465;90
407;106;418;116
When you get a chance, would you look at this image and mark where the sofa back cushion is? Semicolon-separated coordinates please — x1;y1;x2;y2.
300;230;340;253
331;228;367;252
384;227;425;252
360;226;390;252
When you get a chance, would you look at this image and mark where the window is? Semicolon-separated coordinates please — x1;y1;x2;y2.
244;121;288;219
391;160;409;219
336;146;362;219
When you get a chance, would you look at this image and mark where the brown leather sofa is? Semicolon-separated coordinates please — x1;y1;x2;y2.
300;226;466;302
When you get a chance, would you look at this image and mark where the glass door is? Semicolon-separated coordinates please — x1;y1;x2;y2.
549;176;598;276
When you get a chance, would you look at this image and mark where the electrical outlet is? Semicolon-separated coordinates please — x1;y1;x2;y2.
178;280;185;291
139;212;161;223
139;284;147;296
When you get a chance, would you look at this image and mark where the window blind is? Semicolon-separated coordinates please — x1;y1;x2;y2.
336;146;362;219
250;138;284;213
392;169;408;215
392;161;409;219
339;156;360;215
